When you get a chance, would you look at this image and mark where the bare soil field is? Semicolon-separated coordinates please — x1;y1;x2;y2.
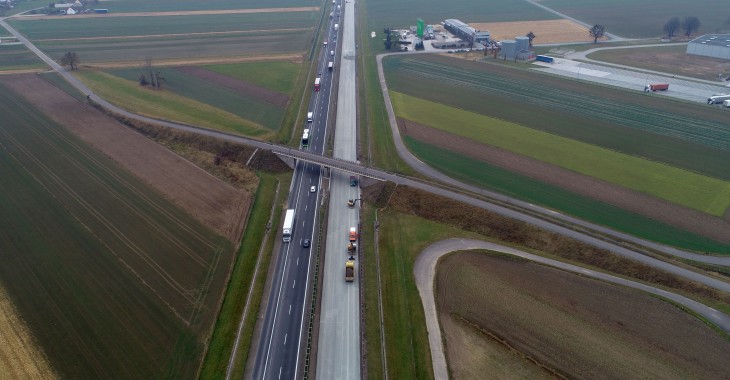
470;20;603;44
175;66;289;107
16;6;319;19
0;74;250;242
400;119;730;244
0;285;57;379
436;251;730;379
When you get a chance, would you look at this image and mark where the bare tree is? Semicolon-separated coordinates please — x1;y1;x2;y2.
589;24;605;44
59;51;80;70
663;17;680;38
682;16;701;37
526;31;536;47
140;57;165;89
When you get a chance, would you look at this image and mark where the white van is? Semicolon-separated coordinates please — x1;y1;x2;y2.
330;50;334;56
307;112;313;122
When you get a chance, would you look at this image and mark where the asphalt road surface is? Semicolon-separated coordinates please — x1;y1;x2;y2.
414;238;730;380
315;0;361;379
249;10;339;380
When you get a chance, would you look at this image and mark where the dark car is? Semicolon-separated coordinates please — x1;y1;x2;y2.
302;238;311;248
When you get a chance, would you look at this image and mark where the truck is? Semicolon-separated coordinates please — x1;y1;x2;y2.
535;55;554;63
349;227;357;242
314;77;321;91
282;209;295;242
334;23;339;32
708;94;730;104
347;241;357;253
328;61;334;71
644;83;669;92
345;260;355;282
724;99;730;107
302;130;309;147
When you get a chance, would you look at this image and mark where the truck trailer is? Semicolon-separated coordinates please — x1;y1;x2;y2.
282;209;295;242
724;99;730;107
645;83;669;92
535;55;554;63
345;260;355;282
708;94;730;104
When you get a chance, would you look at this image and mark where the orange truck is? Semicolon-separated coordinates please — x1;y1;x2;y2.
349;227;357;242
644;83;669;92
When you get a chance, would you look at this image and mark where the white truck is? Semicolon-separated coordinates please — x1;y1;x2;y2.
724;99;730;107
707;94;730;104
282;209;295;242
334;23;339;32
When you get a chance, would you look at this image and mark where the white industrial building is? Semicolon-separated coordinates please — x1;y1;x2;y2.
686;34;730;60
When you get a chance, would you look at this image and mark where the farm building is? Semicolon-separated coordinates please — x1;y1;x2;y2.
686;34;730;60
442;19;489;44
499;35;534;61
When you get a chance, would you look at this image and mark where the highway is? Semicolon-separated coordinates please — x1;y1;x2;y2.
249;7;340;380
4;11;730;379
315;0;361;379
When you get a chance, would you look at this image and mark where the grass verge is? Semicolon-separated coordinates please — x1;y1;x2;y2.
199;173;288;379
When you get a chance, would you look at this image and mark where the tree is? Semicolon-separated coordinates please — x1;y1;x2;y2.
663;17;680;38
682;16;701;37
383;28;393;50
526;31;536;47
589;24;605;44
59;51;80;70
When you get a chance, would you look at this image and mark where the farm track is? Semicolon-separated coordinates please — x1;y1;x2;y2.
390;58;730;151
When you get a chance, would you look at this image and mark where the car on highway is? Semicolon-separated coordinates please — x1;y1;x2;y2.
310;185;316;193
302;238;311;248
330;50;334;56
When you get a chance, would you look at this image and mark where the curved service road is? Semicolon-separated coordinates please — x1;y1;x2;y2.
414;238;730;380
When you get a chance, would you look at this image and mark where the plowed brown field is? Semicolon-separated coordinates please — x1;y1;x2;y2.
470;19;605;44
0;74;250;242
437;252;730;378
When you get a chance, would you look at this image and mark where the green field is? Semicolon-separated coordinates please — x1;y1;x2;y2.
107;67;285;130
70;0;319;13
9;12;317;40
0;43;45;70
541;0;729;38
392;91;730;216
364;0;557;31
76;70;274;137
34;29;311;63
383;55;730;165
0;84;233;378
405;137;730;253
205;61;300;94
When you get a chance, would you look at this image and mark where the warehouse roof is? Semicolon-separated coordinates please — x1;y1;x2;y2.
688;34;730;47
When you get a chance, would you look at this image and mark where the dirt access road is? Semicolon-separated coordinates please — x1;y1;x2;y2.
414;239;730;379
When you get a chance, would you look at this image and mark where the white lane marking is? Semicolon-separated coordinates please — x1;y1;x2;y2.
292;280;296;288
297;258;299;266
284;333;288;345
289;304;292;315
278;367;282;379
